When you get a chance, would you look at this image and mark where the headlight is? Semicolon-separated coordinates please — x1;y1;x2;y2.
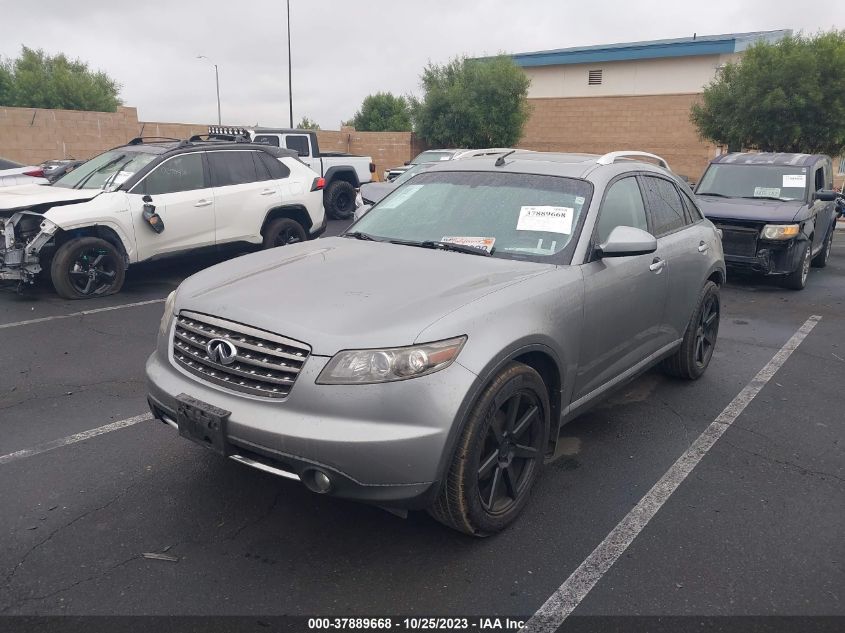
159;291;176;338
316;336;467;385
761;224;800;240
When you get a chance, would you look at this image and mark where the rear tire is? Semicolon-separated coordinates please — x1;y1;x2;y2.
811;228;833;268
782;241;811;290
325;180;356;220
262;218;307;249
661;281;720;380
428;362;549;536
50;237;125;300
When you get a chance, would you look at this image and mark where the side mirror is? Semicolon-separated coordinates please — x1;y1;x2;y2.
141;195;165;234
142;194;152;203
597;226;657;258
814;189;840;202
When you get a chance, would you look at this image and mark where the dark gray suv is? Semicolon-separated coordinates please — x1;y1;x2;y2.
146;150;726;536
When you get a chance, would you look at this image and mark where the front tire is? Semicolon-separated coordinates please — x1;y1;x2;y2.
429;362;549;536
324;180;356;220
262;218;307;249
782;240;811;290
662;281;720;380
50;237;125;300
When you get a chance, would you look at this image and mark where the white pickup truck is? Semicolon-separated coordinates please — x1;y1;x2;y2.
212;127;375;220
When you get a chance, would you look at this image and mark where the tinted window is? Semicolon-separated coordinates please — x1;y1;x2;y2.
140;153;205;195
0;157;22;169
258;152;290;180
814;166;824;192
641;176;687;236
254;135;280;147
696;164;808;201
209;151;259;186
596;177;648;243
679;189;703;223
252;152;272;181
285;135;310;157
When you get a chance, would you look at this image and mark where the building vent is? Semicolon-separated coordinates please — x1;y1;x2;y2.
588;69;603;85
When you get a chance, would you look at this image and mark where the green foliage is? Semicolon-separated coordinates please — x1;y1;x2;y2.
297;115;321;130
691;31;845;155
0;46;121;112
412;55;531;148
351;92;412;132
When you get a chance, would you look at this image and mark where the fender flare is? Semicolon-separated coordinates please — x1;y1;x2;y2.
323;166;360;189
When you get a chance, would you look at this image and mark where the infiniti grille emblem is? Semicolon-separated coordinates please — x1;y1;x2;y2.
206;338;238;366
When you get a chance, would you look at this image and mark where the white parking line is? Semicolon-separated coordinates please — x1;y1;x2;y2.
0;298;166;330
523;314;821;633
0;413;152;466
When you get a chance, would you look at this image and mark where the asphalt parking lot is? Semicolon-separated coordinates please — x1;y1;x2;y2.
1;222;843;626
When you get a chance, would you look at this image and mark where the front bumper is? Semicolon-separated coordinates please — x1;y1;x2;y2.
715;221;807;276
1;212;55;283
145;347;478;508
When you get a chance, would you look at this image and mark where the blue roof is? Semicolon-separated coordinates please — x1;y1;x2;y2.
510;30;790;67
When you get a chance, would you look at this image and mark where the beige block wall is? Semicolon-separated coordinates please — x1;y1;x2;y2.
316;128;416;180
519;93;719;182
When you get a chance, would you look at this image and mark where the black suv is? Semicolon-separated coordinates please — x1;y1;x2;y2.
695;153;840;289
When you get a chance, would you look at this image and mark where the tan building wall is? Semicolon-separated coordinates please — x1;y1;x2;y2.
0;106;415;179
519;93;720;181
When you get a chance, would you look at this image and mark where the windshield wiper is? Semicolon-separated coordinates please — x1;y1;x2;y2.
342;231;380;241
388;239;492;256
697;192;731;198
739;196;790;202
73;154;127;190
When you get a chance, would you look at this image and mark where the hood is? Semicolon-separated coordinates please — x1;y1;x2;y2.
175;237;552;356
0;183;101;214
695;195;806;223
359;181;396;204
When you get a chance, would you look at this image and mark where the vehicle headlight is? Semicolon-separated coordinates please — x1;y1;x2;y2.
159;291;176;338
761;224;800;240
316;336;467;385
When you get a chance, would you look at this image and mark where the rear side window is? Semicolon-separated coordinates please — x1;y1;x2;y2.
285;135;310;157
140;153;206;195
209;151;259;186
596;177;648;243
679;188;703;223
640;176;687;236
814;166;825;192
258;152;290;180
254;135;280;147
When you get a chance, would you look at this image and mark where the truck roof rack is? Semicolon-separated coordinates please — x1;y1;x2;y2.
209;125;249;136
189;133;250;143
595;151;671;170
127;136;182;145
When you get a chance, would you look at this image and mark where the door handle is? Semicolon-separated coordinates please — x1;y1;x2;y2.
698;241;710;253
260;188;275;196
194;199;212;207
649;257;666;273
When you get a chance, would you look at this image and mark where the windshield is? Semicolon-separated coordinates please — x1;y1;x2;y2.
412;150;455;164
696;164;808;201
352;171;592;263
53;149;158;191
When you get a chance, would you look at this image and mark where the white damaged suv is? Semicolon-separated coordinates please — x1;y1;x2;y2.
0;136;325;298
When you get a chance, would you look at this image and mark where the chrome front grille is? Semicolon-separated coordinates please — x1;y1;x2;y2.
171;310;310;399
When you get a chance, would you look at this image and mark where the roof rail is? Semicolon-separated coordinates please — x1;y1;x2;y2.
188;133;250;143
127;136;181;146
596;151;671;170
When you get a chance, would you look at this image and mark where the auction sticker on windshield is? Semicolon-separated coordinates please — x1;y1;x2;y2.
783;174;806;188
379;184;423;209
754;187;781;198
441;236;496;253
517;206;574;234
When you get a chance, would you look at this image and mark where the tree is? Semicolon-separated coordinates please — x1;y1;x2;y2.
412;55;531;148
691;31;845;155
297;115;320;130
351;92;412;132
0;46;121;112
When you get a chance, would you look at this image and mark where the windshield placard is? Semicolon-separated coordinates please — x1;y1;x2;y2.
782;174;806;188
754;186;781;198
440;236;496;253
517;206;574;234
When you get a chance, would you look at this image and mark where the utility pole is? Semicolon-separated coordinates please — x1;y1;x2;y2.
197;56;221;124
287;0;293;127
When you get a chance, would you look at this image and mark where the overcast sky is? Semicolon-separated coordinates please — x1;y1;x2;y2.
1;0;843;129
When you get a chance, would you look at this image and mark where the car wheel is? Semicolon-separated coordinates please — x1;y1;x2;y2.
661;281;720;380
50;237;125;300
782;241;812;290
325;180;356;220
429;362;549;536
811;228;833;268
262;218;307;249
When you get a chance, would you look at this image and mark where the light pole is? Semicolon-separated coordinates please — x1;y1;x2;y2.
286;0;293;127
197;55;221;125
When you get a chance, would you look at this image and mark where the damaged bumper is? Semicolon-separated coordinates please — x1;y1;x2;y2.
0;212;57;284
